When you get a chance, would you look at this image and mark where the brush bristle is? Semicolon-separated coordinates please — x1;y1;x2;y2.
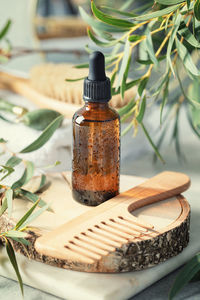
30;63;136;108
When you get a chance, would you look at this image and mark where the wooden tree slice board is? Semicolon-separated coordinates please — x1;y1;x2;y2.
0;172;190;273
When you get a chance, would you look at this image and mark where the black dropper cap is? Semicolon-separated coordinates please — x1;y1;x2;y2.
83;51;111;102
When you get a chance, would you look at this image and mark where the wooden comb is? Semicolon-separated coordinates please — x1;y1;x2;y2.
35;171;190;269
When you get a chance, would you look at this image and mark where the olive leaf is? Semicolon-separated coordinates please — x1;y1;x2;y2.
20;115;64;153
0;165;14;180
36;174;47;193
11;161;34;190
176;37;200;76
0;138;7;143
14;198;40;230
178;26;200;48
91;0;134;28
141;122;165;163
101;6;137;18
194;0;200;21
79;6;127;33
0;19;11;40
116;38;130;90
0;196;8;217
145;28;158;67
136;95;146;123
132;4;181;21
6;188;13;218
156;0;184;4
5;239;24;295
6;156;22;168
118;98;136;117
169;253;200;299
17;189;51;211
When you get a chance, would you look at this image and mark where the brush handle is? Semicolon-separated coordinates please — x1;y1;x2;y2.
0;71;78;118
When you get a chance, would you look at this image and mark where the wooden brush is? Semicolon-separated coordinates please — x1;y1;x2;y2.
0;64;135;118
35;171;190;268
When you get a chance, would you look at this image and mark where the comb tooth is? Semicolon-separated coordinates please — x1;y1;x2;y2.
74;237;109;256
87;229;122;248
116;217;148;234
107;219;142;237
80;233;115;252
95;224;128;243
100;221;137;240
64;246;94;264
123;214;155;230
67;241;101;260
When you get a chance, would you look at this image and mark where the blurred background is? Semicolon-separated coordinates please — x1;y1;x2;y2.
0;1;200;300
0;0;199;176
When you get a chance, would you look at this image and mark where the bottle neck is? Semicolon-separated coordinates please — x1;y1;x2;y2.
84;101;109;110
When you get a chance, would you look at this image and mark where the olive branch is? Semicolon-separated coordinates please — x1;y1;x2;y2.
0;115;63;296
78;0;200;163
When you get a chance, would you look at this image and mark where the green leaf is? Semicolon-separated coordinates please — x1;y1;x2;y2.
145;28;158;67
186;105;200;138
87;28;121;47
10;237;30;246
141;122;165;163
79;6;128;33
137;55;166;65
187;0;191;9
0;138;7;143
122;121;133;136
11;161;34;190
20;109;61;131
20;202;50;229
138;77;149;96
0;196;7;217
132;4;181;21
128;35;144;42
116;38;130;90
120;0;136;10
18;189;52;211
5;239;24;295
74;63;89;69
65;76;86;82
36;174;47;193
101;6;137;18
136;96;146;123
15;199;40;230
110;71;117;87
0;19;11;40
91;1;134;28
169;253;200;299
160;76;170;124
121;55;132;99
176;38;200;76
156;0;184;4
178;26;200;48
6;156;22;168
167;13;182;75
6;189;13;218
118;98;136;117
188;79;200;126
113;78;141;95
194;0;200;21
4;231;27;238
20;115;64;153
0;165;14;180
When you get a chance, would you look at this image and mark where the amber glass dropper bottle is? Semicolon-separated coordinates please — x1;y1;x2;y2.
72;51;120;206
